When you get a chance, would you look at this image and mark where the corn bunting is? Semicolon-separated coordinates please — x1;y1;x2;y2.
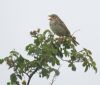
49;14;79;46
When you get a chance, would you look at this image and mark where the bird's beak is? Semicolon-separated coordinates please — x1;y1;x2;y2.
48;15;52;20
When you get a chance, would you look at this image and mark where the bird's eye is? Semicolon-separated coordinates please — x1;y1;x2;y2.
52;16;55;19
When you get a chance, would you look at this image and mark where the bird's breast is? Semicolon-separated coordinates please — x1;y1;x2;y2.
50;21;67;36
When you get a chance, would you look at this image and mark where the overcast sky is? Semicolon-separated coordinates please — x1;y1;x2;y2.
0;0;100;85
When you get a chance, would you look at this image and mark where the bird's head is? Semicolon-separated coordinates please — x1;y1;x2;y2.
48;14;59;21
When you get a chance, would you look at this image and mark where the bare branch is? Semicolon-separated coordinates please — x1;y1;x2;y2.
50;65;61;85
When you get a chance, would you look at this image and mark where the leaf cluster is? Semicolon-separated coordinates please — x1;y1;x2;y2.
0;29;97;85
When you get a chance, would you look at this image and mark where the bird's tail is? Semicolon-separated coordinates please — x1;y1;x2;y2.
71;36;79;46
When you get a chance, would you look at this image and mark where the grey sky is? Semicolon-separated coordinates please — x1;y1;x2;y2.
0;0;100;85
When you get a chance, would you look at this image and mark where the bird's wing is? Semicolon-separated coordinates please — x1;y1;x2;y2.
57;18;70;34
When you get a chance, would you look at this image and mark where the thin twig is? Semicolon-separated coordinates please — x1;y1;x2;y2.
72;29;80;36
61;58;83;63
50;65;61;85
24;72;30;77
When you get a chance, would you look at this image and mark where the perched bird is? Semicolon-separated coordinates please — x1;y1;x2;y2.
48;14;79;46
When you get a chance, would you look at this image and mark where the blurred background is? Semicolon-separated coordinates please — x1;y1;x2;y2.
0;0;100;85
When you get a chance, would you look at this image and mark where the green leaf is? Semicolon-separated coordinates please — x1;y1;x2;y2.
0;59;4;64
34;38;40;46
92;61;96;66
25;44;33;51
93;66;97;73
71;56;76;61
22;80;26;85
7;82;11;85
10;50;19;57
68;63;72;67
55;58;60;65
54;69;60;76
82;61;87;67
52;58;56;66
72;64;76;71
84;65;88;72
41;68;49;78
26;44;35;55
63;48;69;57
57;50;63;58
10;73;17;82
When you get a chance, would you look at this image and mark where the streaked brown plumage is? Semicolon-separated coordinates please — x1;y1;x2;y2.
49;14;79;46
